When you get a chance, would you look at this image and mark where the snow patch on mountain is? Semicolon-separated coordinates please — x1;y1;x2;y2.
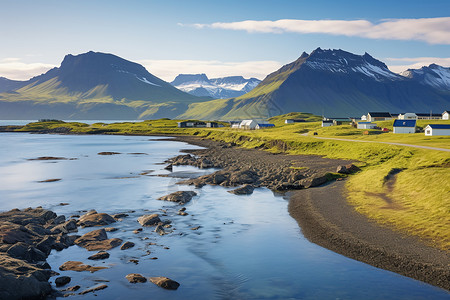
401;64;450;91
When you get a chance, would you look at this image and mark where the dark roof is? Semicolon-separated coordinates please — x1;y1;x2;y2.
443;111;450;114
368;112;391;117
322;120;333;123
415;113;442;117
257;123;275;127
393;119;416;127
427;124;450;129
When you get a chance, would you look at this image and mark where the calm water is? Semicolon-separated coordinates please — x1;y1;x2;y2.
0;120;143;126
0;133;448;300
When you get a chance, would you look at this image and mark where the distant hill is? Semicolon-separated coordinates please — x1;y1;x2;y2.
400;64;450;91
171;74;260;99
0;51;209;119
180;48;450;120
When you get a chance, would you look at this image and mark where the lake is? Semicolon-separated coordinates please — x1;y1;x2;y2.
0;132;448;299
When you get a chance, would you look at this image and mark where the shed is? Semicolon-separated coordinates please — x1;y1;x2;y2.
322;120;333;127
240;120;258;130
393;119;416;134
442;111;449;120
398;113;417;120
357;122;377;129
367;112;392;122
256;123;275;129
424;124;450;136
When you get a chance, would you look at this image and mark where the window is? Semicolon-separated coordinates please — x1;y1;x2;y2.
426;130;431;135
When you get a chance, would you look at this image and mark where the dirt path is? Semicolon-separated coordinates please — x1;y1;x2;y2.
309;136;450;152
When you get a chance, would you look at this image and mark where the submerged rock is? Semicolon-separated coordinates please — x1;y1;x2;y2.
78;284;108;295
149;276;180;290
157;191;197;204
120;241;135;250
55;276;71;287
88;251;110;260
59;261;107;273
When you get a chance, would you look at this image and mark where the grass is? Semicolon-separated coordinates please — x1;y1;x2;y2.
14;114;450;249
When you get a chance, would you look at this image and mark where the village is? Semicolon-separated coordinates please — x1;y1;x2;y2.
177;110;450;136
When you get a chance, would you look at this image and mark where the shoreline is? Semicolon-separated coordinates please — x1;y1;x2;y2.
171;135;450;291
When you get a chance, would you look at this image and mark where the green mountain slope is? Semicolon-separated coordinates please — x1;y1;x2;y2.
0;51;209;119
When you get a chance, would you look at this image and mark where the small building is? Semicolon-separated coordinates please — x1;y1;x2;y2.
393;119;416;134
206;122;219;128
177;121;206;128
322;120;333;127
256;123;275;129
442;111;449;120
424;124;450;136
357;122;377;129
240;120;258;130
329;118;351;126
367;112;392;122
285;119;305;124
415;113;442;120
398;113;417;120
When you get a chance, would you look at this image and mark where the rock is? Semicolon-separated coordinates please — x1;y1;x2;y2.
78;212;116;227
55;276;71;287
37;179;61;183
133;228;143;234
128;259;139;264
228;184;254;195
199;158;213;168
88;251;110;260
298;174;328;188
74;229;122;251
78;284;108;295
62;285;80;292
137;214;161;226
120;241;135;250
336;163;360;174
228;170;258;186
154;224;165;236
111;213;128;220
191;226;201;230
126;273;147;283
149;277;180;290
104;227;118;232
157;191;197;204
51;219;78;234
59;261;107;273
98;152;121;155
164;164;173;171
36;236;56;255
53;215;66;225
0;254;52;300
178;211;188;216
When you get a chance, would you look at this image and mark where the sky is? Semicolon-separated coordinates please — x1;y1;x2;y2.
0;0;449;81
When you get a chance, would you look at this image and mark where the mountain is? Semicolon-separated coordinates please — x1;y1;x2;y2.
400;64;450;91
180;48;450;120
0;51;209;119
0;77;28;93
171;74;260;99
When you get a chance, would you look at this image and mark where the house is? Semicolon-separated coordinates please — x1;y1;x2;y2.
329;118;351;126
231;123;240;129
206;122;219;128
240;120;258;130
367;112;392;122
442;111;449;120
177;121;206;128
357;122;377;129
415;113;442;120
424;124;450;136
285;119;305;124
256;123;275;129
393;119;416;134
322;120;333;127
398;113;417;120
361;115;367;121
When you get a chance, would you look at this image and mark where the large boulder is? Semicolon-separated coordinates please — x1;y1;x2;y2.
78;211;116;228
298;174;328;188
126;273;147;283
157;191;197;204
74;229;122;251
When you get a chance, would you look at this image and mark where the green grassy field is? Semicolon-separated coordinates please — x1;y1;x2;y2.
14;115;450;249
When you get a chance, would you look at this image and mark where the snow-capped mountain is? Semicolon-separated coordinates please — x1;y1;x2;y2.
171;74;261;98
181;48;450;120
400;64;450;91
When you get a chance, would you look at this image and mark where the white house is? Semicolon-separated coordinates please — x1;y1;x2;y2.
240;120;258;130
442;111;449;120
393;119;416;134
357;122;377;129
424;124;450;136
361;115;367;121
398;113;417;120
322;120;333;127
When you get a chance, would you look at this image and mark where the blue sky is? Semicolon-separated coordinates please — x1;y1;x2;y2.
1;0;449;80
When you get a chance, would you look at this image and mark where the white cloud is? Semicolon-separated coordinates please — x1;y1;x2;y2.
188;17;450;44
0;58;56;80
386;57;450;73
138;59;282;81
